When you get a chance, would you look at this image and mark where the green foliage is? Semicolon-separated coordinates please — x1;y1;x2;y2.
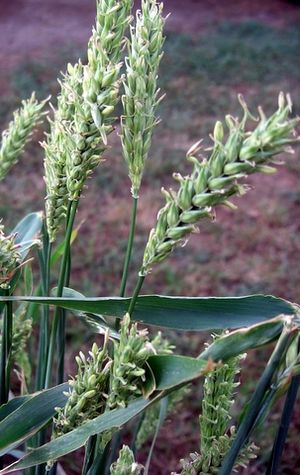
0;1;299;474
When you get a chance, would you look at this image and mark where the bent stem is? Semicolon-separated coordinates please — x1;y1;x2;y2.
44;200;78;389
219;324;296;475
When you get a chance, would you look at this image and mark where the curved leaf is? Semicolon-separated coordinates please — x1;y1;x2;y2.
0;383;68;456
1;290;295;331
199;316;289;361
0;398;151;474
0;395;30;423
148;355;207;390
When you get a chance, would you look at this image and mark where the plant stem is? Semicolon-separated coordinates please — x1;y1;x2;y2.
84;197;139;472
0;286;13;406
266;373;300;475
34;227;52;475
219;325;295;475
57;212;73;385
128;274;145;316
119;196;138;298
36;227;51;391
44;200;78;389
86;273;145;472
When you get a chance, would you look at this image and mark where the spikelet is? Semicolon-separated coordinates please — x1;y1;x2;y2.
107;313;155;409
110;445;143;475
66;0;133;201
43;64;82;242
0;223;21;285
141;93;300;275
44;0;133;241
0;93;47;180
121;0;165;197
107;314;172;409
53;332;112;437
173;336;258;474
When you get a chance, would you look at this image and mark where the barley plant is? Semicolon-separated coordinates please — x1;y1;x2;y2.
0;1;300;474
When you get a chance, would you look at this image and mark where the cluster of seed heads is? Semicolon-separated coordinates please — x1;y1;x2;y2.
43;65;83;242
0;223;21;285
121;0;165;197
107;313;173;409
176;438;257;475
110;445;143;475
0;93;47;181
141;93;300;275
66;0;133;201
44;0;133;241
174;338;257;474
54;333;111;436
53;314;172;438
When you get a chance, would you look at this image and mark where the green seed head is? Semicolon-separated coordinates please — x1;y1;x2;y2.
141;93;299;274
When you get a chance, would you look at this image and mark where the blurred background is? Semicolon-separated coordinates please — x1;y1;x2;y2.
1;0;300;473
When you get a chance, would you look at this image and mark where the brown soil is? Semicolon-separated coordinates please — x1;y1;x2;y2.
1;0;300;65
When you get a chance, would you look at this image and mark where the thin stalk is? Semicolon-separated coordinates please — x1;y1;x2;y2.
36;228;51;391
57;213;73;385
0;287;13;405
266;373;300;475
219;326;295;475
44;200;78;389
83;197;139;472
128;274;145;316
34;231;52;475
119;196;138;298
85;274;145;473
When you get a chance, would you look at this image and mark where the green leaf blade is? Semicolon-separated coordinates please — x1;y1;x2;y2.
1;292;295;331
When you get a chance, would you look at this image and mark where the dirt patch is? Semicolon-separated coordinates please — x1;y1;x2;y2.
1;0;300;65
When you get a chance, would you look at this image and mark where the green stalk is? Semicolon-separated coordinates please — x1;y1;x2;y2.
128;274;145;316
119;196;138;298
83;198;140;474
36;226;51;391
57;212;73;385
33;227;52;475
219;325;295;475
0;286;13;405
266;374;300;475
44;200;78;389
84;274;145;474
